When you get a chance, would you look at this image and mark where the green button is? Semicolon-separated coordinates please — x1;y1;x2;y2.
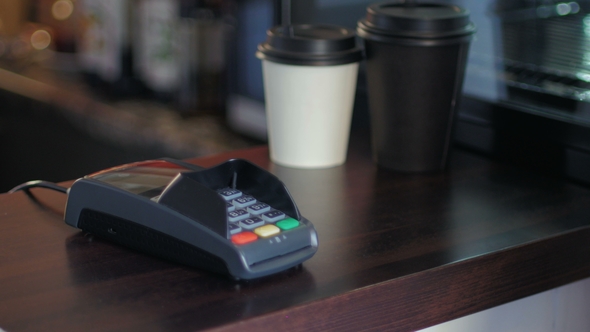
276;218;299;230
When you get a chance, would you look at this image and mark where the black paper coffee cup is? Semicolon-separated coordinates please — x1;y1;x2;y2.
357;2;476;172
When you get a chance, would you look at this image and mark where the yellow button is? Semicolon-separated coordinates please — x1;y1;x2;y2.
254;224;280;238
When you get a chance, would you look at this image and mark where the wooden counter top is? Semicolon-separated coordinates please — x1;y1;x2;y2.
1;137;589;331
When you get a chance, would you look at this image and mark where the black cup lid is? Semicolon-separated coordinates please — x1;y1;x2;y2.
256;24;362;66
357;1;476;41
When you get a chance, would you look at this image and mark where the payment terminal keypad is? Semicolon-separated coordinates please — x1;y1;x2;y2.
217;188;301;245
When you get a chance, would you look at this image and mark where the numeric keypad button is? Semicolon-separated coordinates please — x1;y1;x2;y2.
239;217;265;230
228;209;250;223
261;210;285;223
232;195;257;208
247;202;270;215
218;188;242;201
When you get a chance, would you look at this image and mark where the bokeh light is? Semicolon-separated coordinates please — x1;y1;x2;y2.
30;29;52;50
52;0;75;21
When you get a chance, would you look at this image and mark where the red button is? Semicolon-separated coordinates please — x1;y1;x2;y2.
231;232;257;245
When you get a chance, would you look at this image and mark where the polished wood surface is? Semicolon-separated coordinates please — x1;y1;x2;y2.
1;137;590;331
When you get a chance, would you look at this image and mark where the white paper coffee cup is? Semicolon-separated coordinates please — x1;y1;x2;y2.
256;25;362;169
262;60;359;168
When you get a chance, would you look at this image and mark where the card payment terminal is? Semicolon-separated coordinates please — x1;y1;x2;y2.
64;158;318;280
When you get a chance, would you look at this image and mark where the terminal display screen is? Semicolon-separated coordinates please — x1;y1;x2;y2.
89;160;191;197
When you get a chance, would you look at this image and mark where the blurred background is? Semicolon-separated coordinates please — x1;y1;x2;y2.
2;0;590;192
0;0;272;191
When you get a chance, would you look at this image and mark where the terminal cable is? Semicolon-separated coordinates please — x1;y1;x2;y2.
8;180;68;194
